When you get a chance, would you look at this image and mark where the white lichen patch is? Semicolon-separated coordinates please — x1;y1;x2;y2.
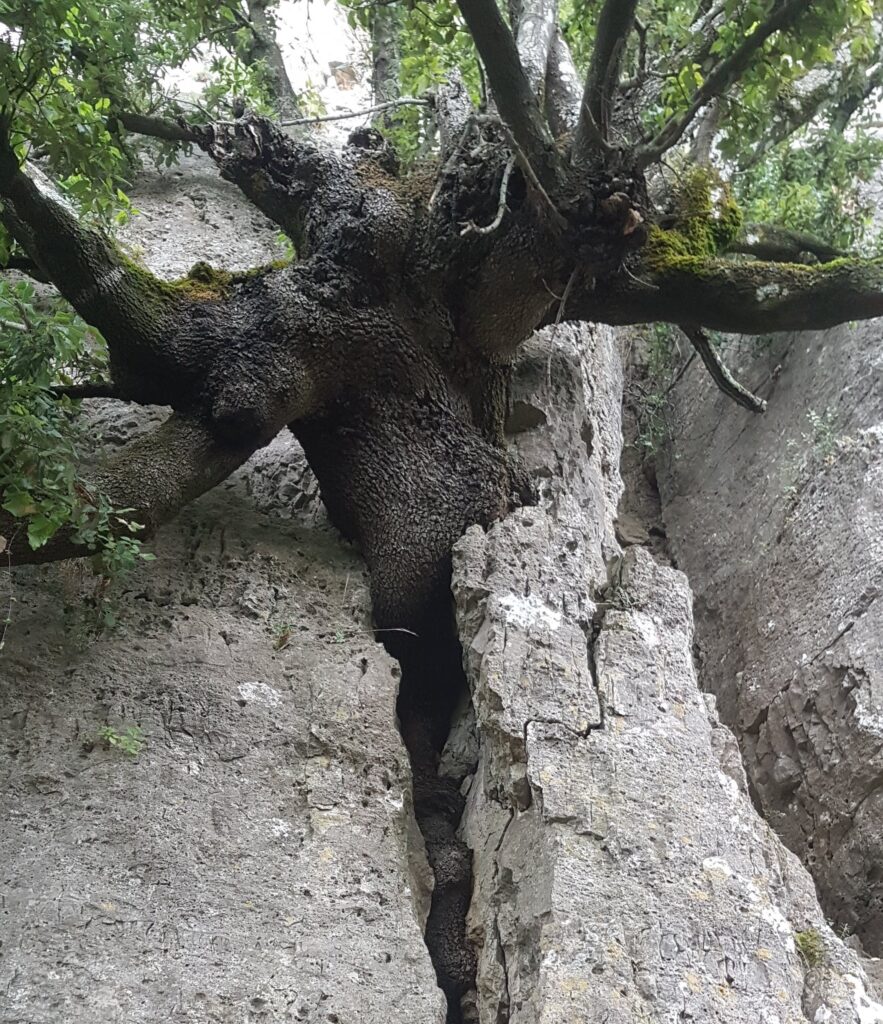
845;974;883;1023
756;283;783;302
702;855;734;878
269;818;291;837
718;771;741;802
630;610;660;648
761;903;793;937
237;680;282;707
497;593;562;631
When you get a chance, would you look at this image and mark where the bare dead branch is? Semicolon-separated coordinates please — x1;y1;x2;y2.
460;153;516;235
456;0;561;186
474;113;567;231
680;324;766;411
573;0;639;161
280;98;429;127
635;0;814;169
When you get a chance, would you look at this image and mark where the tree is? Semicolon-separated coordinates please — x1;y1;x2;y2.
2;2;883;1014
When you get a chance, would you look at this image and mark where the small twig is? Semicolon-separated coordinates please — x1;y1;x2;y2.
474;114;567;232
665;350;697;394
460;153;516;236
1;317;26;333
0;526;20;653
679;325;766;412
429;113;477;210
620;261;659;290
546;265;581;389
280;97;428;128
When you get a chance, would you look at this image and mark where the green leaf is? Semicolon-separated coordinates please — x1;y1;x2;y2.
27;515;59;548
2;492;37;517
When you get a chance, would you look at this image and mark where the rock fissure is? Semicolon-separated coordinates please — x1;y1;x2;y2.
393;627;479;1024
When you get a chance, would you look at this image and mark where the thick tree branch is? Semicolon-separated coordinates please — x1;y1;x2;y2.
0;253;50;281
679;323;766;412
727;223;846;264
116;111;199;143
371;3;404;110
559;255;883;335
573;0;639;160
545;30;582;134
49;382;123;401
0;147;178;376
513;0;558;96
740;45;883;169
1;414;259;567
242;0;301;120
636;0;814;169
456;0;561;186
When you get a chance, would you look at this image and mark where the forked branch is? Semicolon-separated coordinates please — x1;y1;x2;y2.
456;0;561;186
573;0;639;162
636;0;814;169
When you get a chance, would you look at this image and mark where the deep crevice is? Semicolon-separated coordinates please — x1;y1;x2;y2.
386;615;479;1023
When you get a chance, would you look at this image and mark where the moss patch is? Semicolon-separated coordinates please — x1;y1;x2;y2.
644;168;743;273
795;928;825;968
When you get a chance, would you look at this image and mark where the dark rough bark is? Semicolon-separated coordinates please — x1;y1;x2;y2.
294;393;532;641
4;81;883;617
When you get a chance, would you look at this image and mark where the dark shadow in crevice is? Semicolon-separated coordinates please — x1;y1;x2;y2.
384;615;478;1024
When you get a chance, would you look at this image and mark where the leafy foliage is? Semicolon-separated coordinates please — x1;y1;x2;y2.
0;276;154;576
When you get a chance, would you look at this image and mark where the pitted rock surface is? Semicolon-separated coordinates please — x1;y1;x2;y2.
0;419;444;1023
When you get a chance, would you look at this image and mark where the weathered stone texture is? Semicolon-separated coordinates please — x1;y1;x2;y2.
0;429;444;1023
454;326;883;1023
657;324;883;955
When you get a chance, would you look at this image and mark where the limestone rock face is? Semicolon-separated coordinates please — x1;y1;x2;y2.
0;430;444;1023
657;326;883;956
454;327;883;1024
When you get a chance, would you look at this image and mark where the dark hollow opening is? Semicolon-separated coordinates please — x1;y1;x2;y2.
384;613;478;1024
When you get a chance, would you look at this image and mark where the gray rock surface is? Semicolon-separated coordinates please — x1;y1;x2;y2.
0;427;444;1023
454;326;883;1023
657;325;883;956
